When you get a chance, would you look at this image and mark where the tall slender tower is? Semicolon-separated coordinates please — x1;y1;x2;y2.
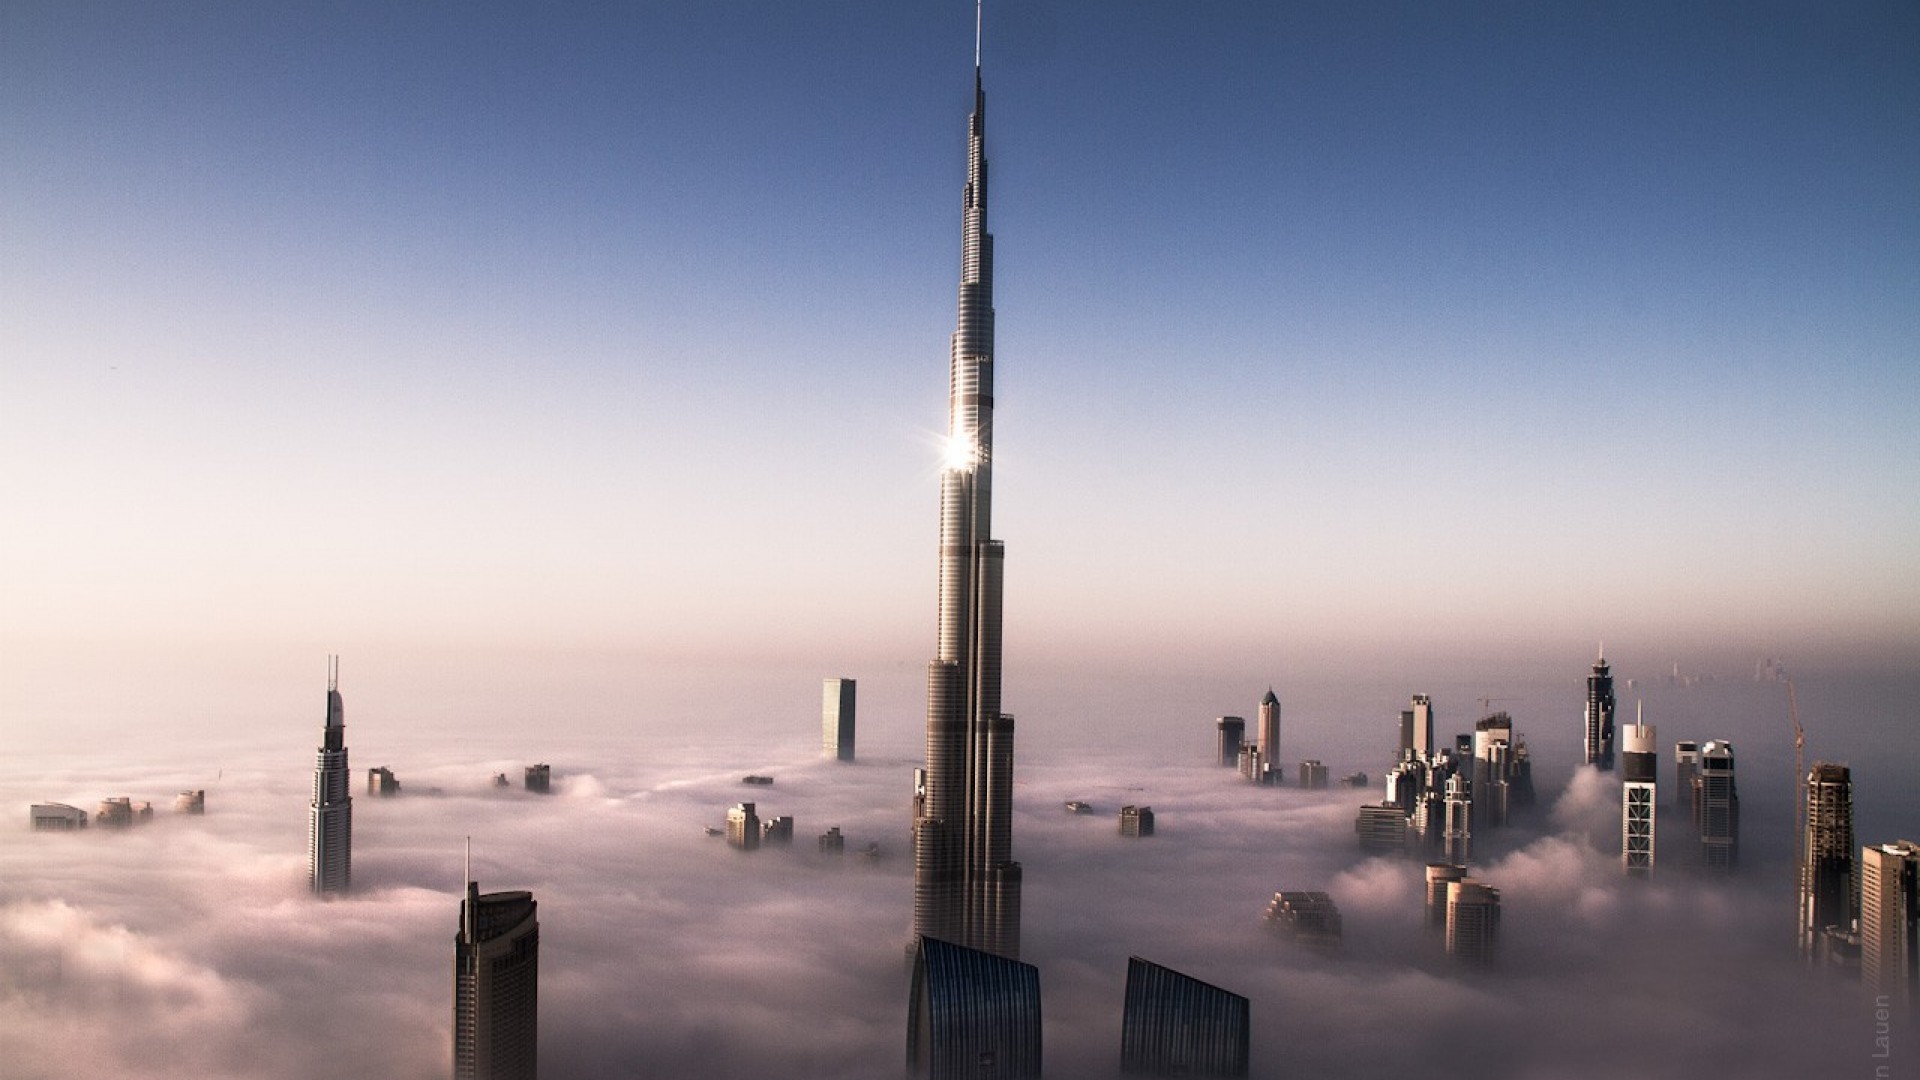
1584;647;1615;770
1621;705;1656;876
454;866;540;1080
1257;688;1281;770
308;655;351;895
912;12;1021;960
1797;762;1856;958
1697;740;1739;871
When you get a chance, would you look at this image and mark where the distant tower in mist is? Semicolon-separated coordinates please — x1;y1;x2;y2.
454;870;539;1080
1621;707;1656;876
1120;956;1250;1077
1861;840;1920;1007
911;25;1021;960
907;935;1042;1080
823;678;856;762
1215;717;1244;768
1798;762;1856;958
1696;740;1739;871
1257;688;1281;770
1445;879;1501;966
1584;648;1615;771
727;803;761;851
308;655;351;895
1425;863;1467;929
1400;694;1434;761
1674;741;1700;815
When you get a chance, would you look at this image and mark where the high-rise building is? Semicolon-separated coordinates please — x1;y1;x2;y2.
1584;648;1615;771
1674;741;1700;815
911;34;1022;961
1215;717;1244;768
907;935;1041;1080
820;826;846;854
762;815;795;845
1400;694;1434;762
1297;760;1329;789
1798;762;1856;957
454;876;539;1080
1446;880;1501;966
823;677;857;762
1696;740;1738;871
308;656;351;895
1119;805;1155;838
1442;775;1473;866
368;766;400;796
523;764;550;794
29;803;87;830
174;789;206;814
1257;688;1281;771
1425;863;1467;929
727;803;761;851
1264;891;1343;949
1621;711;1657;876
1861;840;1919;1007
1120;956;1250;1077
1355;804;1410;855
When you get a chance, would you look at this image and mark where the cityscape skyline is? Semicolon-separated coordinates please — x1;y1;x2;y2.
2;3;1916;1078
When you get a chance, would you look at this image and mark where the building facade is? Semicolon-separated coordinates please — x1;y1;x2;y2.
1425;863;1467;929
908;935;1041;1080
1400;694;1434;762
29;803;87;830
1861;840;1919;1008
1120;956;1250;1077
727;803;761;851
1674;741;1700;815
1446;880;1501;966
308;656;351;895
911;44;1022;960
1264;891;1343;949
1621;714;1657;876
1257;688;1280;773
454;880;539;1080
823;677;857;762
1798;762;1856;957
1119;805;1155;838
1696;740;1738;871
1215;717;1244;768
1584;649;1615;770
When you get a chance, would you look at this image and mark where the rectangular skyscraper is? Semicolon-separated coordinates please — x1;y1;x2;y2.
1696;740;1738;871
911;27;1021;961
1584;649;1615;771
308;656;351;895
1861;841;1919;1008
1120;957;1250;1077
1446;879;1501;966
1798;762;1856;958
1674;741;1700;815
1214;716;1244;768
823;678;856;761
454;877;539;1080
1621;712;1657;876
1400;694;1434;761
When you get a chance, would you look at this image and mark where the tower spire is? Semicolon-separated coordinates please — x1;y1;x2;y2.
974;0;982;70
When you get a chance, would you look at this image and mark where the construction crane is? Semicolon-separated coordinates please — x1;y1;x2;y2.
1787;678;1807;912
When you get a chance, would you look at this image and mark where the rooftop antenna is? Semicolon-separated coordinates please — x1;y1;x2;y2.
327;654;338;692
974;0;982;68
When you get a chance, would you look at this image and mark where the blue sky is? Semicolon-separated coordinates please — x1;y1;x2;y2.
3;2;1916;729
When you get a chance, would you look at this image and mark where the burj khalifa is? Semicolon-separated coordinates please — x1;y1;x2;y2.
910;26;1021;960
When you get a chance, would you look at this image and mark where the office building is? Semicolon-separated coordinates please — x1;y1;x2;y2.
1119;805;1155;838
308;656;352;895
1355;804;1410;855
1236;744;1278;786
1215;717;1244;768
454;876;539;1080
1584;648;1615;771
1442;775;1473;866
907;935;1041;1080
1257;688;1281;771
911;38;1022;961
1621;711;1656;876
1798;762;1856;957
1696;740;1738;871
1400;694;1434;762
368;767;400;796
1674;741;1700;816
1861;841;1919;1007
1298;760;1329;789
523;765;550;794
1120;956;1250;1077
727;803;761;851
1446;880;1501;967
762;815;795;845
174;789;206;814
823;677;857;762
29;803;87;830
1264;891;1343;949
96;796;146;827
820;827;846;854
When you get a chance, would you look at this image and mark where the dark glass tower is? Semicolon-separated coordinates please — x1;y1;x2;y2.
308;656;351;895
912;27;1021;960
1584;649;1616;770
1120;957;1250;1077
908;935;1041;1080
454;877;539;1080
1798;762;1856;958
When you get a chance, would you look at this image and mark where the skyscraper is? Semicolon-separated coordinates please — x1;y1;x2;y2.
1798;762;1856;957
1257;688;1281;771
823;677;856;762
907;935;1042;1080
727;803;761;851
1696;740;1738;871
1446;879;1501;967
308;655;351;895
1425;863;1467;929
1621;709;1656;876
1120;957;1250;1077
454;875;539;1080
1584;648;1615;771
911;26;1021;960
1861;840;1919;1007
1400;694;1434;762
1674;741;1700;815
1214;717;1244;768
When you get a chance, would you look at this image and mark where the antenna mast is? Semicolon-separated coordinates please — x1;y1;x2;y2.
974;0;982;68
